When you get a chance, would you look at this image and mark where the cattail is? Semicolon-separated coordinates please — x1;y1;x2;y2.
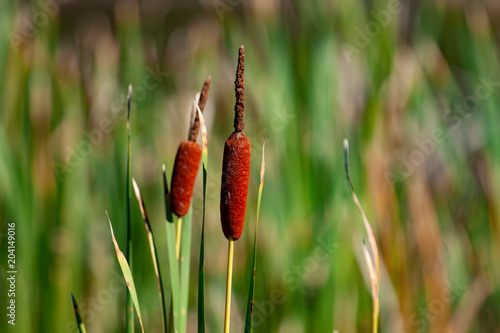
170;77;211;217
220;45;251;241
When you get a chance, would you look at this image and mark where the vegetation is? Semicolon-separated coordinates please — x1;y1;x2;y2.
1;0;500;332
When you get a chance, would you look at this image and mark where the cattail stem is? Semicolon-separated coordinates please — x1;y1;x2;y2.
176;218;183;260
224;238;235;333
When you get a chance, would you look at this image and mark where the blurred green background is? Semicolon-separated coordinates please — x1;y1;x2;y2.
1;0;500;332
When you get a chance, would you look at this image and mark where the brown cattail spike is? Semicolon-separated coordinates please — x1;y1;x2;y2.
220;45;251;241
234;46;245;133
170;140;203;217
190;76;211;141
220;132;251;240
170;77;211;216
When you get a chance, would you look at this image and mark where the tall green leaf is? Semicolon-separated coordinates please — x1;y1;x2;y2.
179;208;192;333
163;165;181;333
245;139;266;333
125;84;134;333
132;178;168;333
197;105;208;333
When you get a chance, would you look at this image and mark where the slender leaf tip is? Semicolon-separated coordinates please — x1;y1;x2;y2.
71;293;77;309
162;164;169;196
343;138;354;191
260;139;266;184
132;178;148;223
127;84;133;121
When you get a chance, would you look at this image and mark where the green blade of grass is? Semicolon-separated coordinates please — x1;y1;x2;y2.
106;211;145;333
244;139;266;333
343;139;380;333
71;294;87;333
132;178;168;333
179;207;192;333
197;105;208;333
163;164;181;332
126;84;134;333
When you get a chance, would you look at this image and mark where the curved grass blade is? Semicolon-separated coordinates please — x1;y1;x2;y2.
343;139;380;333
106;211;145;333
244;139;266;333
71;294;87;333
126;84;134;333
197;104;208;333
163;165;181;333
132;178;168;333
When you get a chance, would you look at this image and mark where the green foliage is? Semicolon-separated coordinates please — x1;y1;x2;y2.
1;1;500;332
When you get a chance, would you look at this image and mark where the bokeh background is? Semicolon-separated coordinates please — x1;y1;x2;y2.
1;0;500;332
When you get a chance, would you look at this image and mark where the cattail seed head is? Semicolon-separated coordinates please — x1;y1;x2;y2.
170;140;203;217
169;77;211;216
220;132;251;240
220;45;251;241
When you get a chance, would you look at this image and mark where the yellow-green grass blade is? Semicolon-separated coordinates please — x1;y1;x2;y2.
343;139;380;333
163;165;181;332
106;211;145;333
179;207;192;333
132;178;168;333
125;84;134;333
244;139;266;333
71;294;87;333
197;105;208;333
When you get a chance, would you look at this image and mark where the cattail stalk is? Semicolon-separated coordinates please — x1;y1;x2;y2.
224;238;235;333
176;217;182;259
220;45;251;241
222;45;251;333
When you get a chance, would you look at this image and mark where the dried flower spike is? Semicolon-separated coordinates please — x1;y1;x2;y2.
220;46;251;241
170;77;211;217
190;77;211;140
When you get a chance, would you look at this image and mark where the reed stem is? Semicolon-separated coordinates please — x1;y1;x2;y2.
126;84;134;333
176;218;183;259
224;238;235;333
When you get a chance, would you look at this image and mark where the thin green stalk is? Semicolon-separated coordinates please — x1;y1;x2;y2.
126;84;134;333
176;217;182;259
132;179;168;333
244;139;266;333
224;238;235;333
